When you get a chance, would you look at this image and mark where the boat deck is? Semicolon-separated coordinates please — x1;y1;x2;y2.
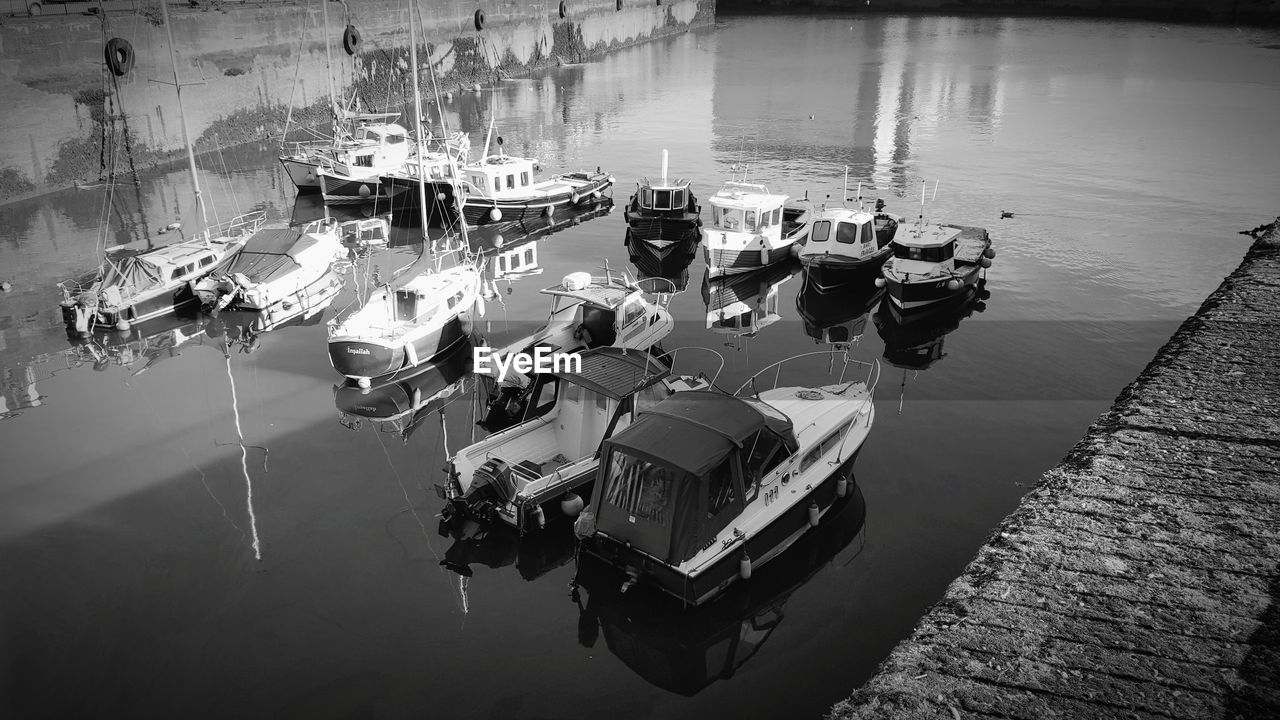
947;224;991;265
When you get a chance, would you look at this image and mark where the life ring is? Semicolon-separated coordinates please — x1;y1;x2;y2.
104;38;135;77
342;25;361;55
558;1;567;18
474;9;486;31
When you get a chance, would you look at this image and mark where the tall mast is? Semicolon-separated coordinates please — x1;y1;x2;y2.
424;27;470;249
408;0;430;241
321;0;339;122
159;0;207;233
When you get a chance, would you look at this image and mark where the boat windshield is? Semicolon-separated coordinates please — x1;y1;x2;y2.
810;220;830;242
836;220;870;245
892;241;954;262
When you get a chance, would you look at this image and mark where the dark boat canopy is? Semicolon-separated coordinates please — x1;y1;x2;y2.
614;391;796;475
554;347;671;400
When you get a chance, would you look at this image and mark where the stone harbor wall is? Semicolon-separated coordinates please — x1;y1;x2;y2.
0;0;713;202
718;0;1280;24
831;219;1280;719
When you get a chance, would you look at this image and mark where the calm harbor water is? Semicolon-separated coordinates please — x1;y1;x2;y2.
3;13;1279;719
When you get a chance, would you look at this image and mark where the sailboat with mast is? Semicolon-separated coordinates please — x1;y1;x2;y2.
59;0;262;336
325;0;482;388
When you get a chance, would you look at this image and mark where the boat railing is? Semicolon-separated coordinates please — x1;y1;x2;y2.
207;211;267;243
653;346;726;387
283;139;334;158
733;350;880;399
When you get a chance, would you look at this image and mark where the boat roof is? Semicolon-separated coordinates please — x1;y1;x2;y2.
540;278;633;308
638;177;691;190
608;391;795;476
894;223;963;248
226;227;309;279
553;347;670;400
708;181;787;209
340;110;401;123
811;206;876;223
396;263;478;294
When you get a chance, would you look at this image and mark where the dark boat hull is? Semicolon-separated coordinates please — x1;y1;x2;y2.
328;316;466;380
460;173;613;226
320;173;403;205
882;264;982;310
623;208;702;246
625;228;700;278
797;254;888;292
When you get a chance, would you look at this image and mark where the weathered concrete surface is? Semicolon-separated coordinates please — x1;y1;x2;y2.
0;0;713;201
831;220;1280;720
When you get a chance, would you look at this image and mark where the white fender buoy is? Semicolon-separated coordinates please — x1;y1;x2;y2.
570;192;580;205
946;279;961;291
874;277;886;288
789;244;801;259
115;317;130;331
760;248;770;266
836;475;848;498
534;505;546;529
560;492;585;517
436;192;446;201
492;233;505;248
358;184;371;198
488;207;502;222
357;377;371;389
739;554;752;580
980;257;993;268
543;205;554;218
983;246;996;259
808;502;819;527
591;190;600;200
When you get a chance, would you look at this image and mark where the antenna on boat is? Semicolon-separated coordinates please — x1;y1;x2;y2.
661;148;668;185
843;165;849;206
856;180;863;210
917;178;927;233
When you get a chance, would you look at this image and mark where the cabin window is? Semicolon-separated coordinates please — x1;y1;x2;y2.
744;210;757;231
355;155;373;168
603;450;675;525
741;429;788;496
892;242;954;262
799;423;851;472
430;165;444;180
497;256;507;272
170;263;195;280
355;128;368;141
386;134;404;145
565;382;581;404
836;221;863;245
493;177;502;193
622;299;645;327
772;208;781;225
673;189;685;210
199;255;215;268
472;174;485;187
810;220;831;243
365;130;382;144
634;384;666;414
506;174;516;190
654;189;672;210
520;172;529;186
706;457;737;517
594;391;609;413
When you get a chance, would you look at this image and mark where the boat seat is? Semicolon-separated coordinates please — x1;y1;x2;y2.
512;460;543;483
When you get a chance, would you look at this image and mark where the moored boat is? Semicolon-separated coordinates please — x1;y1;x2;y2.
378;130;472;217
326;261;482;387
574;351;878;606
192;217;346;323
877;223;993;310
624;149;702;270
440;347;713;534
797;196;903;292
476;268;676;432
455;126;613;227
315;121;415;205
334;333;474;439
701;170;811;278
59;212;264;336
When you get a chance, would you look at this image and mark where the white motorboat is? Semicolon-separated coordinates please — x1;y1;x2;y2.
701;170;811;279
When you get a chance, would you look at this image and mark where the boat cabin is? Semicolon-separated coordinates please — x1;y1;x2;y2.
706;183;788;240
634;179;694;215
331;122;412;175
801;208;879;260
100;243;223;305
464;155;538;200
340;218;391;248
541;272;665;349
889;225;963;276
590;391;798;566
393;272;471;326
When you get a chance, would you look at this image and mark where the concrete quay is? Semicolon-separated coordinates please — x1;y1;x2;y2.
832;220;1280;720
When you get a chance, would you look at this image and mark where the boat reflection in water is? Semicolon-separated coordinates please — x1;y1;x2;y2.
437;518;578;613
701;259;802;345
874;278;991;372
570;479;866;696
795;269;885;348
628;225;697;294
333;332;476;440
468;197;614;298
